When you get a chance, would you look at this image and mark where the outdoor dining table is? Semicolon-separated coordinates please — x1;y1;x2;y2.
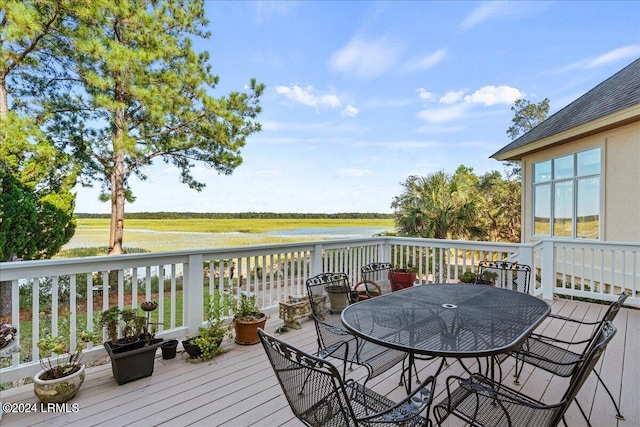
341;283;551;393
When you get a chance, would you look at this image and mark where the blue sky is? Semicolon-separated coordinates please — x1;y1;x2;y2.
74;1;640;214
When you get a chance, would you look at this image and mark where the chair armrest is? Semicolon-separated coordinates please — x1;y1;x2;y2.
354;375;436;423
512;348;581;368
530;332;592;346
548;313;601;326
312;314;352;336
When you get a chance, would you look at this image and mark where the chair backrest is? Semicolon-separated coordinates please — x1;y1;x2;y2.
360;262;392;283
306;272;353;313
357;262;391;298
551;321;617;426
477;261;531;293
579;292;628;357
602;292;629;323
258;329;358;427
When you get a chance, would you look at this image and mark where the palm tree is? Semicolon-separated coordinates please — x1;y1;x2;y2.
391;167;484;240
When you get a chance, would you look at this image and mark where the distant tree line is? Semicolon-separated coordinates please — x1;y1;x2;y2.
76;212;394;220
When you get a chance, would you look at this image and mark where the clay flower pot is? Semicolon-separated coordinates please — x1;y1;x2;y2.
389;270;417;291
233;313;267;345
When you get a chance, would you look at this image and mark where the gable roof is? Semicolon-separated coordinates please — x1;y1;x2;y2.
492;58;640;161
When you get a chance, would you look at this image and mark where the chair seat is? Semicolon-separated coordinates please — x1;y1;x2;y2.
434;374;560;427
513;337;580;377
299;379;430;426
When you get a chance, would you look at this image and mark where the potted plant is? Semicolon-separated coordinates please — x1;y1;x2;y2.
458;270;497;285
99;303;164;385
324;284;351;312
1;324;20;421
182;292;233;361
389;264;417;291
232;293;267;345
33;329;98;403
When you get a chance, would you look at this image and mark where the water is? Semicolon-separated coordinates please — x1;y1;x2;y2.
267;227;393;240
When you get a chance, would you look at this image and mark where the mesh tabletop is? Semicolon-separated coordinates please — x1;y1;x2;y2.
341;284;550;358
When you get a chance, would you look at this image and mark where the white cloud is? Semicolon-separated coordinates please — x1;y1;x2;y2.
586;44;640;68
402;49;447;73
329;37;401;79
463;85;523;106
341;104;359;117
415;124;466;134
558;45;640;73
275;84;341;109
440;90;465;104
461;1;523;31
416;103;469;123
260;120;331;131
336;168;372;178
461;1;509;30
416;88;436;101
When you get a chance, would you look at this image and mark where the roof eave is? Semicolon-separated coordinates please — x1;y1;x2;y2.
492;104;640;161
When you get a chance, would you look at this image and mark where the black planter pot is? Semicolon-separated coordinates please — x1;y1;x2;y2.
181;337;202;358
104;338;163;385
161;340;179;359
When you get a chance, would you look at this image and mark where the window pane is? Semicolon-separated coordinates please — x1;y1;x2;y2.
534;184;551;235
553;181;573;237
554;155;574;180
534;161;551;183
577;148;601;176
577;177;600;239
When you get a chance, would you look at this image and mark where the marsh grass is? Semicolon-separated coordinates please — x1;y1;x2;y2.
60;218;394;253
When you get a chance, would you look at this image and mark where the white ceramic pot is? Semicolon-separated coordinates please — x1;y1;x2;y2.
33;363;85;403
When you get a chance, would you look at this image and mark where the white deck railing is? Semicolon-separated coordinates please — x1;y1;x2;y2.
1;237;638;382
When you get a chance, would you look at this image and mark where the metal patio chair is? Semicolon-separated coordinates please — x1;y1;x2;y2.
433;321;617;427
258;329;436;427
306;272;407;385
508;292;628;420
477;260;531;293
354;262;392;300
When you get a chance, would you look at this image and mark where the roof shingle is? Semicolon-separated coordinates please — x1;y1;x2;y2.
492;58;640;159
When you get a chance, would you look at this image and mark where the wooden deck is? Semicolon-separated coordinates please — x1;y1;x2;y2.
1;297;638;427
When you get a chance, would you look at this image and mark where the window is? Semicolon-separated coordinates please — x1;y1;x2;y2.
532;148;600;239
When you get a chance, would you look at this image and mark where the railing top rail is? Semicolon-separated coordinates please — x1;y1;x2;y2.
532;238;640;249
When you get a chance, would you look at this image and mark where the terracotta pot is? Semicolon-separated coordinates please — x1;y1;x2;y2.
389;271;416;291
33;363;85;403
234;313;267;345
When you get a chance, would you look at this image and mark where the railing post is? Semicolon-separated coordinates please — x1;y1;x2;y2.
382;239;392;264
541;240;555;300
311;243;323;277
517;244;534;294
185;254;204;336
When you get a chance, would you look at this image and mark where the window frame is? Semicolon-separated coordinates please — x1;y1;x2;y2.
532;147;601;240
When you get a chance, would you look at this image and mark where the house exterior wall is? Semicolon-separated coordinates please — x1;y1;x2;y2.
521;120;640;243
